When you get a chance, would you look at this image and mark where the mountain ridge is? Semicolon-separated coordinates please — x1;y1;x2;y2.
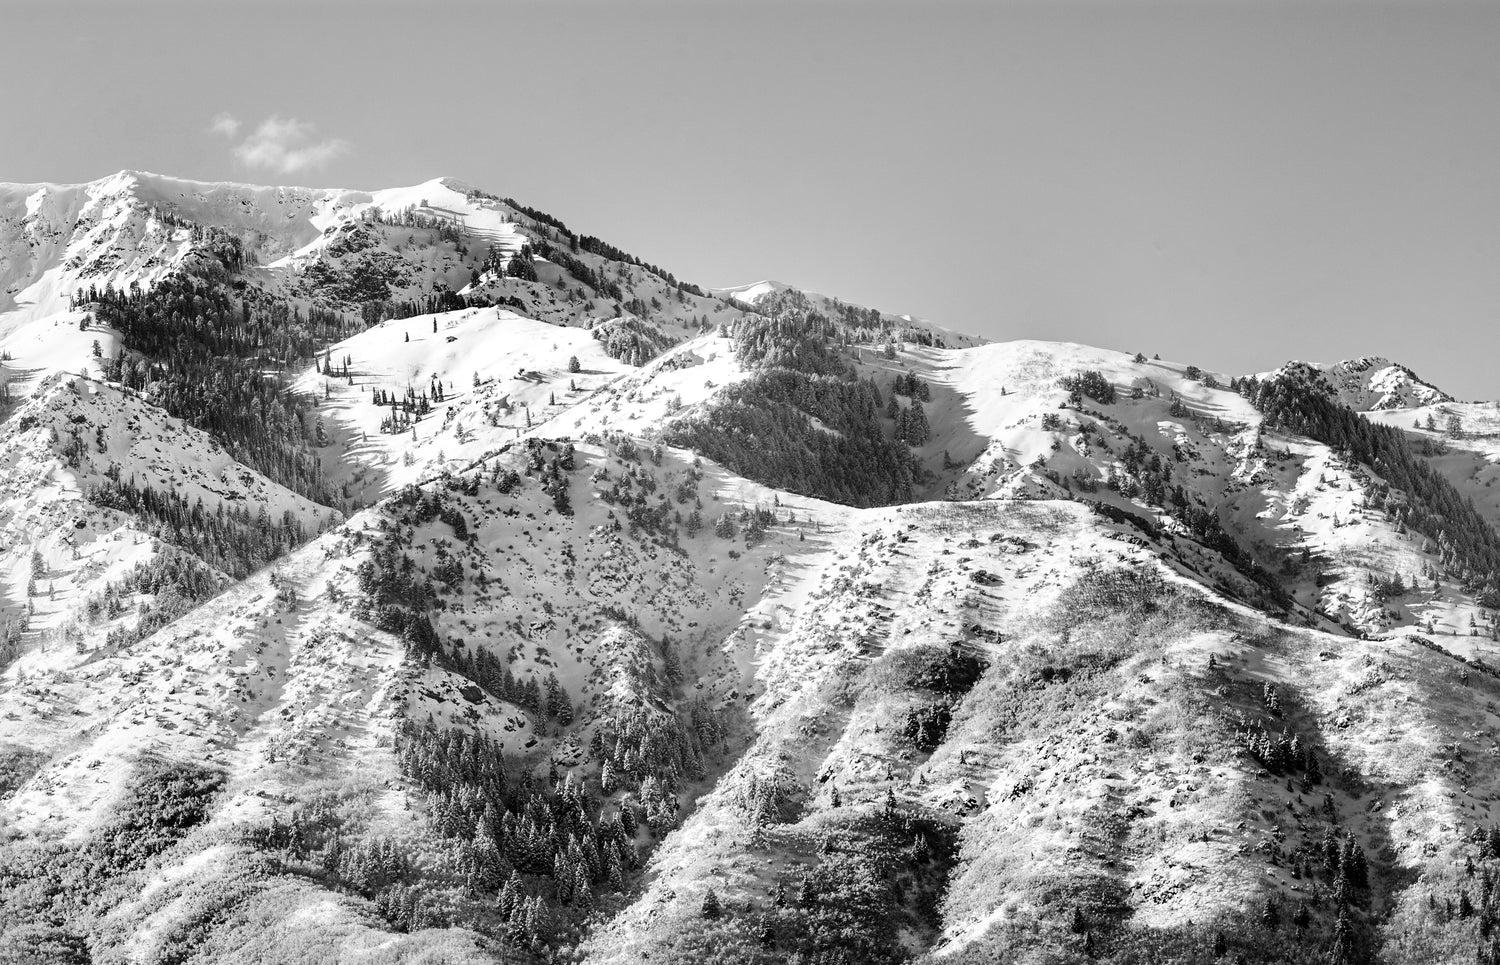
2;170;1499;965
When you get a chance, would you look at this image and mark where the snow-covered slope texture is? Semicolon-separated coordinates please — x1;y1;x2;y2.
883;340;1500;648
5;168;1500;965
0;417;844;963
0;373;335;752
650;320;1500;646
1361;401;1500;538
0;171;751;400
584;499;1500;965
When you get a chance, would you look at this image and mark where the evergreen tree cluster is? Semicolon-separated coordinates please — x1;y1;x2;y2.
79;551;224;648
491;242;538;282
1100;438;1171;506
365;204;468;243
751;288;945;347
522;438;576;515
86;472;308;579
371;385;434;433
589;703;722;831
441;643;570;721
366;287;472;322
1058;370;1117;405
893;399;931;447
666;310;921;507
1436;827;1500;964
1246;371;1500;600
141;205;248;271
353;530;442;659
498;197;702;294
891;370;931;402
1236;722;1323;787
0;618;24;673
900;704;951;752
589;315;676;366
251;709;705;948
667;372;917;507
730;310;850;376
80;273;345;505
597;462;676;534
531;239;624;300
247;785;452;933
395;718;639;948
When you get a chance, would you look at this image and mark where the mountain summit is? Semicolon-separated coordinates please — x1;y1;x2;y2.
0;172;1496;965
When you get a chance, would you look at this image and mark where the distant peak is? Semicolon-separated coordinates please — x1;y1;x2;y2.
713;280;794;305
1275;356;1452;411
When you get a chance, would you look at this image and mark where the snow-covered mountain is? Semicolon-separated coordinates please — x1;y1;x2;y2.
1272;357;1453;411
1;170;1497;965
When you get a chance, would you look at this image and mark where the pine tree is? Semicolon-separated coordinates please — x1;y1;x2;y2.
702;887;722;919
905;400;930;446
574;864;593;908
498;870;521;919
1329;908;1356;964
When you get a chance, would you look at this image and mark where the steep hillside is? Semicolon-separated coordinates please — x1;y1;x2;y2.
4;169;1500;965
584;500;1500;965
0;417;843;963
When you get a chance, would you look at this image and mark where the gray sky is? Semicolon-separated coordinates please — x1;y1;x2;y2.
5;0;1498;398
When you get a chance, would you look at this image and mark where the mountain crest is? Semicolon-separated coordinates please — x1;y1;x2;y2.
1273;355;1452;411
1;169;1498;965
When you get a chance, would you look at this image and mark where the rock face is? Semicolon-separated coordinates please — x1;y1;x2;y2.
0;171;1497;965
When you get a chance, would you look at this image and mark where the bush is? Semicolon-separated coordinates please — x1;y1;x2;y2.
0;750;47;799
901;705;952;752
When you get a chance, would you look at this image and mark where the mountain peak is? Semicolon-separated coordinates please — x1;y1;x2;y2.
1274;356;1453;411
714;279;794;305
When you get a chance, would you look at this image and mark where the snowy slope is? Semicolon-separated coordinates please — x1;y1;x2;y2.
0;374;334;768
291;305;635;499
874;339;1492;645
4;168;1500;965
586;498;1500;963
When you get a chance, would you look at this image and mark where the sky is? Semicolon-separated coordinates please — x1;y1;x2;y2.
3;0;1498;399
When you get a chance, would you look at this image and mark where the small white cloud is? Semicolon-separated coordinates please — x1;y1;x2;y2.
231;115;349;175
208;112;241;138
